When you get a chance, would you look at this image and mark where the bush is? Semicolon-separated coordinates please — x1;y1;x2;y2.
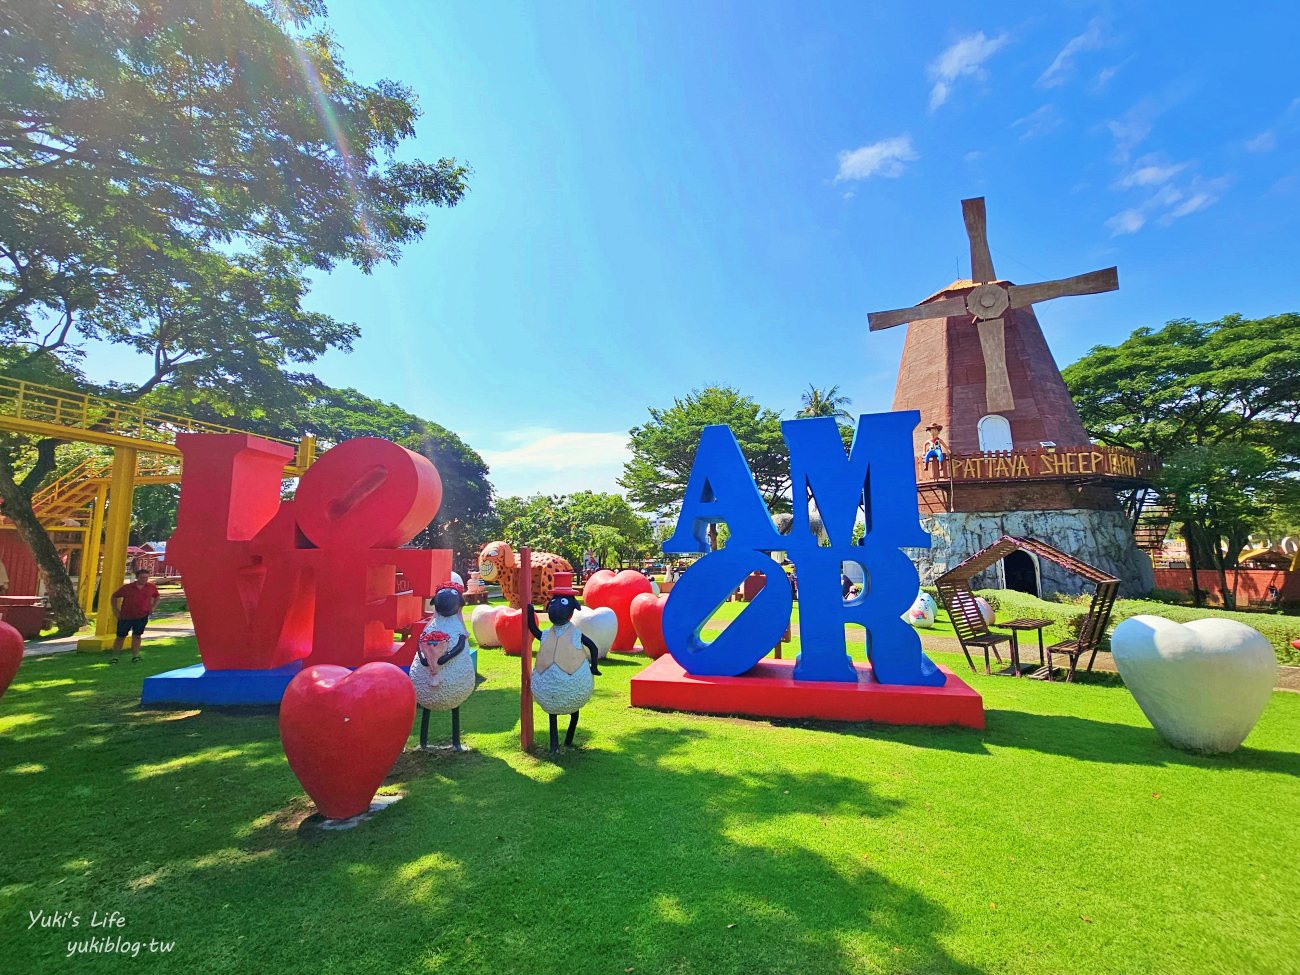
1146;587;1188;605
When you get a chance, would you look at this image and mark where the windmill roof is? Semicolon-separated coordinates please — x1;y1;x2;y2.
920;279;1014;304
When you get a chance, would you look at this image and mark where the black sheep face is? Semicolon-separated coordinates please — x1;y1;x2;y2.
433;587;465;617
546;594;580;625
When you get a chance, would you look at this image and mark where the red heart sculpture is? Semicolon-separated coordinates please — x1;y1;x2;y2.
279;662;414;820
0;619;23;702
630;592;669;658
496;608;529;656
584;570;653;652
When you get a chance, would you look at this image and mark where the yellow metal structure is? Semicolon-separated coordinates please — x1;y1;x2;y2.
0;375;317;650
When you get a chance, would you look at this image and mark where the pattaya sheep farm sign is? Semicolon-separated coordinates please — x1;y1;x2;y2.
630;411;983;728
944;445;1154;482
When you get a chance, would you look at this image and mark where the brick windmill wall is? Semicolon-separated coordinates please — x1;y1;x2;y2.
872;200;1156;597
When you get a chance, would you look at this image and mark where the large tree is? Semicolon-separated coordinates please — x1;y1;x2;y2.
0;0;469;631
1062;314;1300;603
620;387;790;530
492;492;654;570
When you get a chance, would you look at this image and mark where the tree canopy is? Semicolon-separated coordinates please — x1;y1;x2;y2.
1063;314;1300;605
0;0;470;631
492;491;654;570
620;386;789;517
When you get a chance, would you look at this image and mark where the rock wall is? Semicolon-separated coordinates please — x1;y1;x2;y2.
906;508;1156;597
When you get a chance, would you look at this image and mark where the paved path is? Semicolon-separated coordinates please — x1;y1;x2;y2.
22;613;196;657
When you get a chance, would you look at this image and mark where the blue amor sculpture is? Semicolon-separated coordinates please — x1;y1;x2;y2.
630;411;984;728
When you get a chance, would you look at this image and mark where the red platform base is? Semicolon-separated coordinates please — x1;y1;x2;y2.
629;655;984;729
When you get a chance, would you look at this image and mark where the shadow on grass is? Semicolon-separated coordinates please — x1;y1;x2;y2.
0;649;985;974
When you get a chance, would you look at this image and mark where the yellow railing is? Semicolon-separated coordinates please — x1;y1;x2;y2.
0;375;315;472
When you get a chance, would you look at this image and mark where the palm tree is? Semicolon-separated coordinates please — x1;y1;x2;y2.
797;383;852;420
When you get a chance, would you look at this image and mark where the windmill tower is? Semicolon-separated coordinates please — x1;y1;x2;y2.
868;198;1156;597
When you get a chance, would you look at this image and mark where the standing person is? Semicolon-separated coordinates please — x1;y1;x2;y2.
109;569;160;664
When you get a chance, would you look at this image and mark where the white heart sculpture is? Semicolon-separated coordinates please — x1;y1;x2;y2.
470;605;503;648
902;591;937;628
573;606;618;659
1111;615;1275;754
975;596;995;626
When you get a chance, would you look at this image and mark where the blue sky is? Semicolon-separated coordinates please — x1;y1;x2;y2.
107;2;1300;498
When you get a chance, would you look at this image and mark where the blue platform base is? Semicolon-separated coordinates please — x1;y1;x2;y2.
141;662;304;707
140;649;478;708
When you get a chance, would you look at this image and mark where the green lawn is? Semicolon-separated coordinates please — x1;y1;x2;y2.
2;636;1298;974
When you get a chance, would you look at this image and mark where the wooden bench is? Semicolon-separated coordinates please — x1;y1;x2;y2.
937;583;1010;675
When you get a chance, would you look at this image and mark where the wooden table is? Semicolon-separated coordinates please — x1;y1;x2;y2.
1000;617;1052;676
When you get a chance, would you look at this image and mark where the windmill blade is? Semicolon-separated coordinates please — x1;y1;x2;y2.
962;197;997;283
868;295;969;331
1007;267;1118;309
975;317;1015;412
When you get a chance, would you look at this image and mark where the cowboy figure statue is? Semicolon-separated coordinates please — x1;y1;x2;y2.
922;422;948;479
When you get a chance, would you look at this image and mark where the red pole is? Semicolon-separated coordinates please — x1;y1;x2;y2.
519;546;534;752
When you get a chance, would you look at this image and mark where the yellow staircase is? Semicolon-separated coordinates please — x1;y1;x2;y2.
28;456;180;527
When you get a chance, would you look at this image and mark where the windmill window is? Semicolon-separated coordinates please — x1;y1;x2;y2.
977;414;1013;452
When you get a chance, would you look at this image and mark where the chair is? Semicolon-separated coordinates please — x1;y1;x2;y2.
1045;581;1118;682
938;583;1010;675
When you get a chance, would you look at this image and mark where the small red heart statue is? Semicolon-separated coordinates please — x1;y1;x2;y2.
630;592;670;658
0;619;23;702
583;570;653;652
496;608;529;656
279;662;415;820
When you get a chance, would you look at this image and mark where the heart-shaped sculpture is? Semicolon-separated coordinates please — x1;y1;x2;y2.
630;592;669;658
573;606;617;659
975;596;995;626
583;570;653;652
0;619;23;701
279;662;415;820
496;608;529;656
470;605;503;647
1111;615;1276;754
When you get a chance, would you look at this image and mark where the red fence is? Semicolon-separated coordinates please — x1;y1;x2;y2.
1154;567;1300;607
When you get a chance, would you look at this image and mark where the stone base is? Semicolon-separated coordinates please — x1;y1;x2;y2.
299;794;403;834
908;508;1155;597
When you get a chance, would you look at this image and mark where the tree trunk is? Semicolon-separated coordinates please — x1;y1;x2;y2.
0;459;88;634
1208;536;1234;611
1184;523;1203;608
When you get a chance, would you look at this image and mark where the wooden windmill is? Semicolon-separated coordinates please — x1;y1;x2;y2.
865;197;1158;600
869;197;1117;456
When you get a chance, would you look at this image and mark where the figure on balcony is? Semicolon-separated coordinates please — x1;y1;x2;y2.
922;422;949;479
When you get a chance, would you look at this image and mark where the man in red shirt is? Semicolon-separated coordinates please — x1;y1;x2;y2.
110;568;161;663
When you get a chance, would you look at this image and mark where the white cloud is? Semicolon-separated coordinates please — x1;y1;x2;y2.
834;135;918;182
1107;99;1161;161
1094;63;1124;89
480;429;631;498
1039;18;1109;88
1245;130;1276;153
928;31;1009;111
1116;155;1189;188
1105;208;1148;236
1012;104;1061;140
1106;176;1227;236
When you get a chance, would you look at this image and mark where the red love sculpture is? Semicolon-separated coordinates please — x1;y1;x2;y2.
279;662;414;820
584;570;653;652
496;608;528;657
630;592;670;658
0;619;23;702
